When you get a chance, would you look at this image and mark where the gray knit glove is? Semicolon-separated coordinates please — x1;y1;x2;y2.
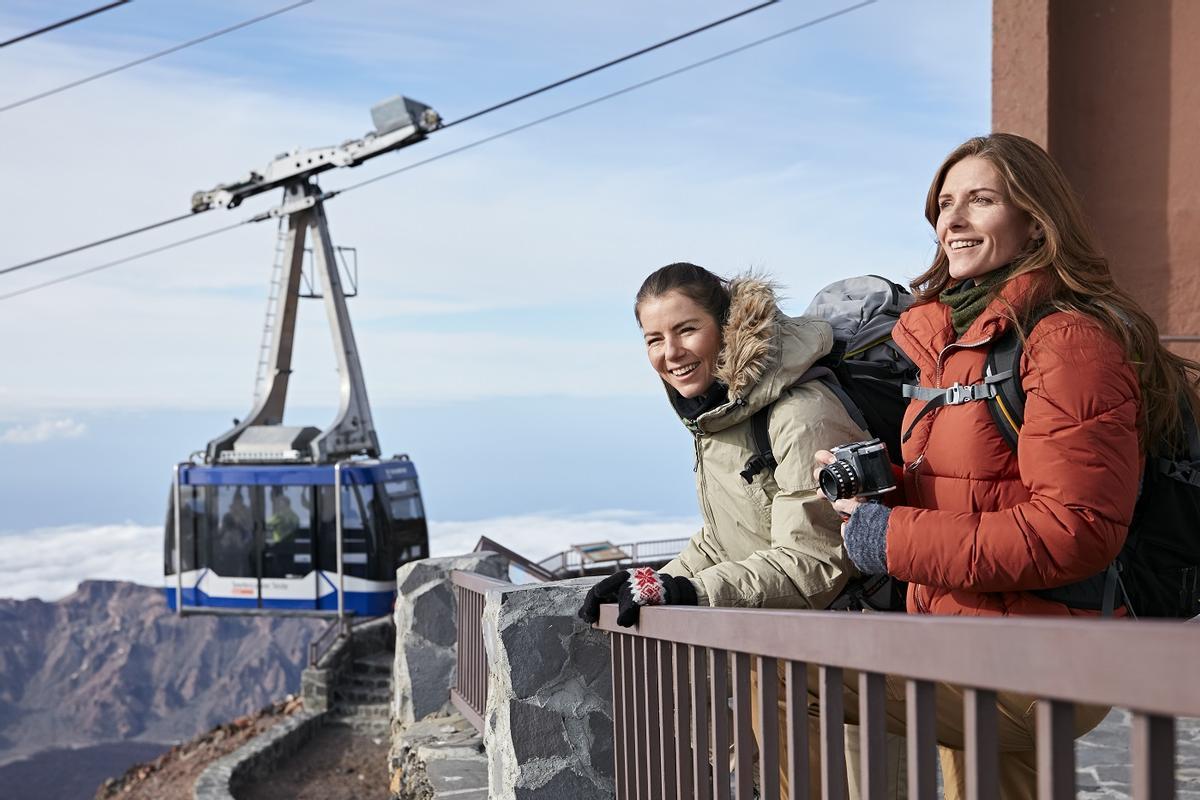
843;502;890;575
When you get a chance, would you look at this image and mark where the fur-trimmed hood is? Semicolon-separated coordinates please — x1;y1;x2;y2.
686;276;834;433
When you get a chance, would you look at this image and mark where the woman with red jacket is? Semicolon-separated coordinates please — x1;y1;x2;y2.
817;133;1200;797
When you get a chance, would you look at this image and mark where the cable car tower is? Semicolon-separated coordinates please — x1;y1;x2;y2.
165;96;440;618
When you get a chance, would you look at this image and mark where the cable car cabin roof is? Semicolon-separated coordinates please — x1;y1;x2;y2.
179;459;417;486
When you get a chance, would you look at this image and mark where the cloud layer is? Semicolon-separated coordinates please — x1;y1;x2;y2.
0;511;697;601
0;418;87;444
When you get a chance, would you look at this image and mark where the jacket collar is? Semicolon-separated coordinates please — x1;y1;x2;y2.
893;269;1047;374
671;276;833;434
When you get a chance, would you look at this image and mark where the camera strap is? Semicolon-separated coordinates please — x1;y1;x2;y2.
899;370;1013;444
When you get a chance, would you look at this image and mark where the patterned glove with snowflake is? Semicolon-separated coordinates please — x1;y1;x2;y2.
576;567;699;627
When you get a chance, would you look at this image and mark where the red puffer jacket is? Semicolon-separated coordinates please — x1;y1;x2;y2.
886;272;1142;617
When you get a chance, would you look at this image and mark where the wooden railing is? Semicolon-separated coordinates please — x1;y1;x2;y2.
596;606;1200;800
449;569;513;731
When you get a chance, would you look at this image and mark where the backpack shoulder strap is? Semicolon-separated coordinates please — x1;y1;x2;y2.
985;306;1058;452
739;364;875;484
740;404;777;484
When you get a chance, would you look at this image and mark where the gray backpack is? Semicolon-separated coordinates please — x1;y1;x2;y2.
739;275;917;612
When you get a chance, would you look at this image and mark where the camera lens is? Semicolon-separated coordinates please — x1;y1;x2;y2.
819;460;861;503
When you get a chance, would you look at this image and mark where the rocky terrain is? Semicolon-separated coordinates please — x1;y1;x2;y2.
0;581;323;798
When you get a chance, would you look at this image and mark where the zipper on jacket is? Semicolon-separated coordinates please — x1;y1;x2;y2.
694;435;719;528
933;335;993;388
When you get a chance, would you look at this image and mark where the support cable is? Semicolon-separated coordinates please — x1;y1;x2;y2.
440;0;779;130
0;0;313;113
0;0;131;48
0;211;198;276
332;0;876;197
0;0;876;300
1;0;778;275
0;219;250;301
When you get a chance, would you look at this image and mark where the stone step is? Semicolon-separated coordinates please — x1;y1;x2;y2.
352;652;393;676
338;676;388;695
332;687;392;705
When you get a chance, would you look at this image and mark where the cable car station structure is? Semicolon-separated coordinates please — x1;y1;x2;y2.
165;96;440;618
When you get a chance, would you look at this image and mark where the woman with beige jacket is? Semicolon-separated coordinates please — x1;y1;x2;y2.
578;261;904;798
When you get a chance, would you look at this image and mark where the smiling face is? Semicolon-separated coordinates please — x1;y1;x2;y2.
936;156;1041;281
637;290;721;398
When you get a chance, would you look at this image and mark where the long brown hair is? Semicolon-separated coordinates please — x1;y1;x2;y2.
911;133;1200;453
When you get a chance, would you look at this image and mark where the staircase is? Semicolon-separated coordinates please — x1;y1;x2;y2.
301;616;395;739
327;650;393;738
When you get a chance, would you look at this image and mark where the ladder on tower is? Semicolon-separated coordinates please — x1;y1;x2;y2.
253;218;290;402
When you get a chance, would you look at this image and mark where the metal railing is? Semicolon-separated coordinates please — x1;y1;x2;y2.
536;537;690;577
308;614;352;667
450;569;513;731
596;606;1200;800
474;535;557;581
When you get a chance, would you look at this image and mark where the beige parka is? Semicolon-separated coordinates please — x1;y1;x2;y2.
661;278;867;609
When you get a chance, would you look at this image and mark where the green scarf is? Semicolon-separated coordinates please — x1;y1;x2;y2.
940;265;1016;336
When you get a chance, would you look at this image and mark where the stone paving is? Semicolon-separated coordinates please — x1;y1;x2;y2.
1076;710;1200;798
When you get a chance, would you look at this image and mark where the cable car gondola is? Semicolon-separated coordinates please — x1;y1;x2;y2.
164;96;440;616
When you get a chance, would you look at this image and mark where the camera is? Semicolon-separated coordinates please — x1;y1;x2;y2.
818;439;896;503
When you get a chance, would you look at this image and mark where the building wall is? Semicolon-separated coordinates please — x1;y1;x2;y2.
993;0;1200;357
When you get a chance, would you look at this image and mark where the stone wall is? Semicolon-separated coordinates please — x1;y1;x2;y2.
482;577;613;800
392;552;508;727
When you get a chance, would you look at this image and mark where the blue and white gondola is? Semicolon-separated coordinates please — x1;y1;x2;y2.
164;459;428;616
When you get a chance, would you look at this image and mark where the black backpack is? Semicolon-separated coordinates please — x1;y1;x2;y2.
739;276;919;612
905;308;1200;618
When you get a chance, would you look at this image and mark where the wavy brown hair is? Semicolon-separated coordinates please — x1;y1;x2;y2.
911;133;1200;454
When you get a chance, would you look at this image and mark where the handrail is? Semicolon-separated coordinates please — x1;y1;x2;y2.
535;536;689;574
596;604;1200;799
473;536;557;581
308;614;350;667
450;569;515;732
597;606;1200;715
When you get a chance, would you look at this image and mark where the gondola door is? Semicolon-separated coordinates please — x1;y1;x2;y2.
260;484;319;609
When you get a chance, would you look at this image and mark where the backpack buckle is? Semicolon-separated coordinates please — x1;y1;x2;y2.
944;383;969;405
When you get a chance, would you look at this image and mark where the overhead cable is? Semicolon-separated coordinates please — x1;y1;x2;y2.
0;211;198;276
440;0;779;130
0;0;313;113
1;0;780;275
333;0;877;197
0;219;251;301
0;0;876;301
0;1;131;48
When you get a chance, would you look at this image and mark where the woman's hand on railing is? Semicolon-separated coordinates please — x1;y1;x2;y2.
577;567;698;627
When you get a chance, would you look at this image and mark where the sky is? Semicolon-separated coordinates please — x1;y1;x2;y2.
0;0;991;599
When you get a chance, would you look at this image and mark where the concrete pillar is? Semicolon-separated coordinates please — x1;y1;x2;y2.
482;577;615;800
392;552;509;726
993;0;1200;357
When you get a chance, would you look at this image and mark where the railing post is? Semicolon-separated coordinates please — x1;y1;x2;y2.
333;460;346;620
172;461;186;615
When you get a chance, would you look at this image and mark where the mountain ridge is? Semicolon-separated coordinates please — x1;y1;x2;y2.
0;580;322;770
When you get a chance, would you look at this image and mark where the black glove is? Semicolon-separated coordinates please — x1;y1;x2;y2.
577;567;698;627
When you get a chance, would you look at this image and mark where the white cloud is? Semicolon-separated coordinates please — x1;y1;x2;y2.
0;418;87;444
0;523;162;600
0;511;698;600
